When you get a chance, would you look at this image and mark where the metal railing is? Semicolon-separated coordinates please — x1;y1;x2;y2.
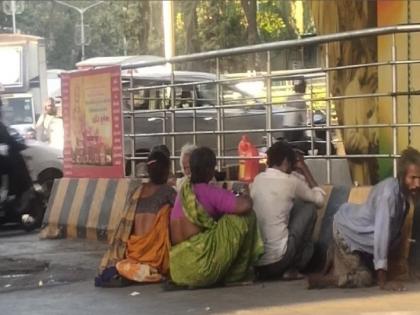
122;24;420;184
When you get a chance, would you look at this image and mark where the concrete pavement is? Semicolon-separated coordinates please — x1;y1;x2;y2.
1;227;420;315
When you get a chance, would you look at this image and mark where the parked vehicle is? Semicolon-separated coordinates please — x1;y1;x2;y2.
121;71;280;156
0;126;47;230
121;71;332;173
1;93;36;138
77;56;332;175
1;77;63;200
22;139;63;200
0;34;48;117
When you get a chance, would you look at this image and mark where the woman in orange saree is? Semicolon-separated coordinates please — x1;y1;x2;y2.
99;150;176;283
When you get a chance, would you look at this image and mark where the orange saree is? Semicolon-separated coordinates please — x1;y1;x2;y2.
116;204;171;282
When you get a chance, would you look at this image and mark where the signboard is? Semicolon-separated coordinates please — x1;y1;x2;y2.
0;45;24;88
61;66;124;178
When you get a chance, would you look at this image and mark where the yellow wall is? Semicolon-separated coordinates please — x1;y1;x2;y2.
377;0;420;175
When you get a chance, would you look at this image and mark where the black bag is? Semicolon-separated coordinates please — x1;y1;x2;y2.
94;266;132;288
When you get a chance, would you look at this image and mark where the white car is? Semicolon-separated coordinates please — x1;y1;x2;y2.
21;139;63;198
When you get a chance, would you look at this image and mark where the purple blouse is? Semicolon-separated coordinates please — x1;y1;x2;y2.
170;183;237;221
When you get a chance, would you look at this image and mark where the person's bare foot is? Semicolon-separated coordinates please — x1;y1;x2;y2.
307;273;337;289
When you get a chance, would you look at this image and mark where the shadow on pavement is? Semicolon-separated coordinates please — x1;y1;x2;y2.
0;224;39;238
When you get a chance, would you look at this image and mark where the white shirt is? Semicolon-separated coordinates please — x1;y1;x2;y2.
175;176;188;192
36;113;56;142
250;168;325;266
48;117;64;149
284;93;307;126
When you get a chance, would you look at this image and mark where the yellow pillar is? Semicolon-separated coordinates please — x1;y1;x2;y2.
294;0;304;35
377;0;420;177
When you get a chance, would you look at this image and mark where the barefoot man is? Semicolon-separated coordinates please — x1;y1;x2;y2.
309;147;420;291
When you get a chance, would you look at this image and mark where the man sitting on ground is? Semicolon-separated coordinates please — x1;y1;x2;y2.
308;147;420;291
251;140;325;280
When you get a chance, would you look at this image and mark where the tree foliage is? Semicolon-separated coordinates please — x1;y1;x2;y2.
0;0;309;70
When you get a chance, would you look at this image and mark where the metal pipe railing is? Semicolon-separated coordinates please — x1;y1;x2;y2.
170;68;176;172
266;51;273;148
324;43;332;183
125;153;403;162
120;25;420;183
121;25;420;70
121;88;420;118
162;86;167;147
391;33;398;178
123;57;420;94
129;73;136;177
216;58;222;171
124;122;420;139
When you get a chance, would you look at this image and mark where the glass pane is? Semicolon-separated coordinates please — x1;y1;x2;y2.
2;97;33;125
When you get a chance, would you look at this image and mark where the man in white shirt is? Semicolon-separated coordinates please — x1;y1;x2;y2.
251;140;325;280
36;97;58;143
283;79;308;141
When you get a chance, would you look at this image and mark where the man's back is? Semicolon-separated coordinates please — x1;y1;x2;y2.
252;168;299;221
251;168;298;265
251;168;324;265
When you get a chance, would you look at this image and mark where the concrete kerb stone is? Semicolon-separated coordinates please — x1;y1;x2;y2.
39;178;142;242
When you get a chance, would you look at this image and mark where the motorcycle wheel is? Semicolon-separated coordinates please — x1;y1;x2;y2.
21;193;46;232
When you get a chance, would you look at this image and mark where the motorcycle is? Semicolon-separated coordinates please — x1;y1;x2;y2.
285;109;336;156
0;126;46;231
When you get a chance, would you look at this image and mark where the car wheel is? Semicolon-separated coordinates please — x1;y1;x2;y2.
37;168;63;202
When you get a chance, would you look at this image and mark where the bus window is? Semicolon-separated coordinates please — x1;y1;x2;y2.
2;97;34;125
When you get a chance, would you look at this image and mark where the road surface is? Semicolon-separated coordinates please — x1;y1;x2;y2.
1;226;419;315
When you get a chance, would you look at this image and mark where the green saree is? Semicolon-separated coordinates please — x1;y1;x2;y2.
169;181;264;288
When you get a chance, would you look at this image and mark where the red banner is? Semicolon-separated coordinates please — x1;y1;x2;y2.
61;66;124;178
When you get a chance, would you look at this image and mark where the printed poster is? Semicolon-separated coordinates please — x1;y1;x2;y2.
61;66;124;178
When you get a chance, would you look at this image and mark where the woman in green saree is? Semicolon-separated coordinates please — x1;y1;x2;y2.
169;147;264;288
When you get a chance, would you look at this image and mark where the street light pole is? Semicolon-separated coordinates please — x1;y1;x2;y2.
55;0;104;60
80;10;85;60
3;0;24;33
11;0;16;33
162;0;175;70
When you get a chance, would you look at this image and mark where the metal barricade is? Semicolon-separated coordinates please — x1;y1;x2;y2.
121;24;420;183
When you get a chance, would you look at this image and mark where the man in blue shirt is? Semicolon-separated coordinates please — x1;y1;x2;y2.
308;147;420;291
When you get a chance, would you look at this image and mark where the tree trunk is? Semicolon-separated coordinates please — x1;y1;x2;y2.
241;0;258;66
183;1;200;51
137;1;150;55
309;0;378;185
148;1;164;55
